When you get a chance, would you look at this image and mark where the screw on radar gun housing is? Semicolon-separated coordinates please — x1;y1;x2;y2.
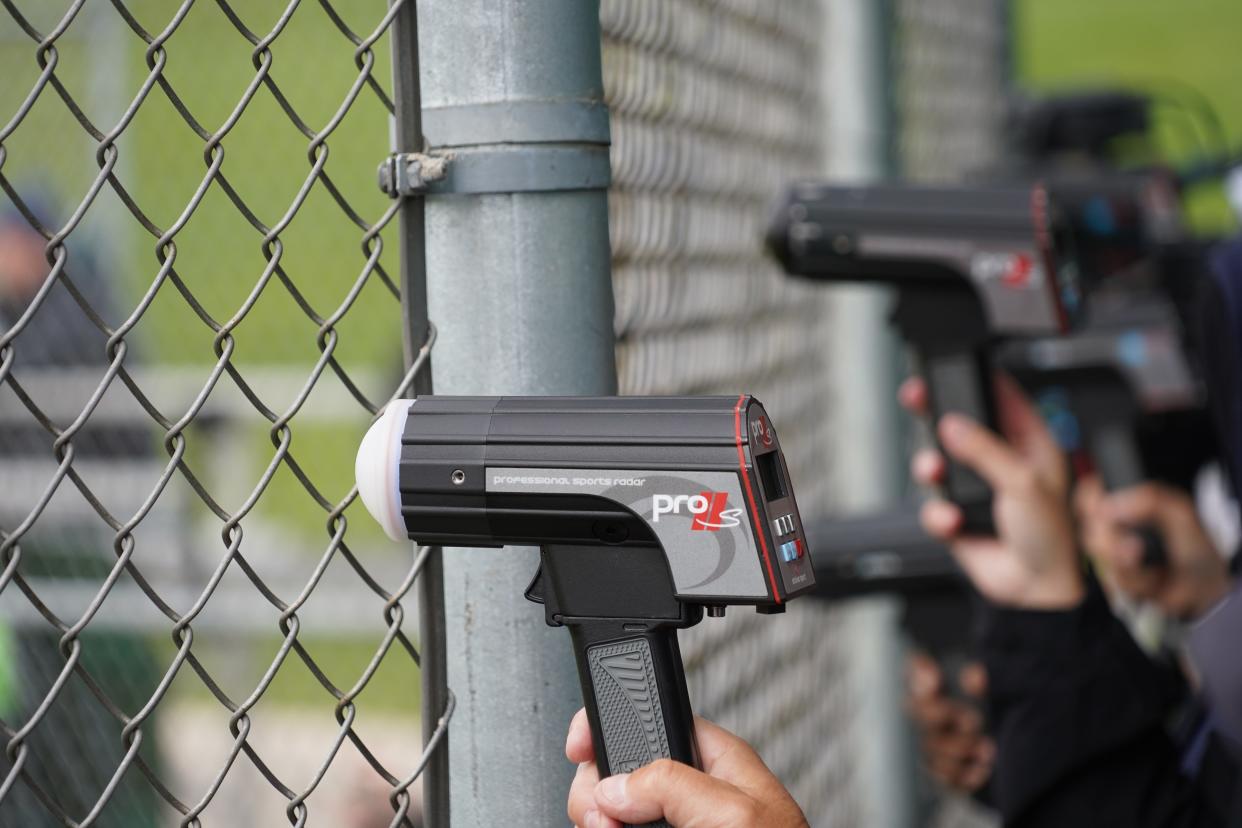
355;395;815;824
767;182;1084;533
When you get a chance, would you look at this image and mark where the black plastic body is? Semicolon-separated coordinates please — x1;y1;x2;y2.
1009;90;1151;163
804;507;962;598
804;508;978;702
531;543;699;828
396;395;815;604
393;395;813;818
1079;386;1168;567
1042;170;1183;289
892;284;998;534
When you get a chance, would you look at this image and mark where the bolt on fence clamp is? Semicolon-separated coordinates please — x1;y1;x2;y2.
378;151;453;197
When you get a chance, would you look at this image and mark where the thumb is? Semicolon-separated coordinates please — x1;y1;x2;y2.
1102;484;1168;527
938;413;1028;492
907;652;943;700
1073;474;1106;519
594;760;756;827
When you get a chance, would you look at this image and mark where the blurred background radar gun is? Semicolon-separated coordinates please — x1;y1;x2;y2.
767;183;1084;533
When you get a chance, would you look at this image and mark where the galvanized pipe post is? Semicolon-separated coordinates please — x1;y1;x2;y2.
824;1;912;826
417;1;617;824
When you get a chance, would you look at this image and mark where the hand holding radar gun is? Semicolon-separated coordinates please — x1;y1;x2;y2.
356;396;816;828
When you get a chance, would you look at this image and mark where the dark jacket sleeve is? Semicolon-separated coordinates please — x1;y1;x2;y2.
978;581;1237;827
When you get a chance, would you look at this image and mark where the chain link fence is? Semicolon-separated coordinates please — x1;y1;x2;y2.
891;0;1010;182
0;0;1015;825
599;1;866;824
0;2;439;825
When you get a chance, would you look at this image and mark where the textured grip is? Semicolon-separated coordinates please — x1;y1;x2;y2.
925;349;996;534
543;544;698;828
573;626;697;828
1091;422;1168;568
588;638;672;774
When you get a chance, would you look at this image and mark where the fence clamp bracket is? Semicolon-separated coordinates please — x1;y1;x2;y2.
380;145;610;197
378;152;453;198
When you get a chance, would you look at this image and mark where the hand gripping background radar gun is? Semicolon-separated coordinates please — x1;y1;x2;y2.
355;395;816;826
1002;294;1205;566
767;182;1085;534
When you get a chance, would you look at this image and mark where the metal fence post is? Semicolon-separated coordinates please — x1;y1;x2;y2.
824;2;912;826
416;0;617;824
389;2;451;825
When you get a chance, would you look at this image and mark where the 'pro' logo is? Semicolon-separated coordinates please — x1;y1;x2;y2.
972;251;1041;289
651;492;743;531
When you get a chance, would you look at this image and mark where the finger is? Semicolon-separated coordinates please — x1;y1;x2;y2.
910;696;959;732
1073;474;1106;520
929;755;973;789
566;708;594;764
924;728;986;763
974;738;996;768
948;535;1025;599
907;652;943;700
994;374;1063;479
899;376;929;415
955;739;997;792
1102;483;1163;523
960;757;994;793
593;760;755;827
688;715;759;776
950;705;983;738
920;498;963;541
569;762;616;828
938;413;1030;493
1081;516;1121;565
1109;536;1162;599
958;661;988;699
911;449;946;487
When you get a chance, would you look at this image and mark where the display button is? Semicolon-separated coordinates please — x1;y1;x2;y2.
773;514;795;537
780;540;799;562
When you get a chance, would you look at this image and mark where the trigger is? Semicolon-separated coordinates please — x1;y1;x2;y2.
524;564;546;605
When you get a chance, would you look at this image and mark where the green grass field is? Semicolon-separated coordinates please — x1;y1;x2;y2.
1015;0;1242;233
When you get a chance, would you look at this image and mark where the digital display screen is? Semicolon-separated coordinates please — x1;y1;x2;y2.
756;451;787;502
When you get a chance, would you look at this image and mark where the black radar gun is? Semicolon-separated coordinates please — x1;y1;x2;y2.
355;395;816;828
767;182;1084;533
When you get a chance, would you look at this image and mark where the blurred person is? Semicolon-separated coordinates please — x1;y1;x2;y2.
905;473;1235;817
0;198;122;371
0;195;162;827
906;467;1236;810
901;373;1239;826
1077;476;1242;748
